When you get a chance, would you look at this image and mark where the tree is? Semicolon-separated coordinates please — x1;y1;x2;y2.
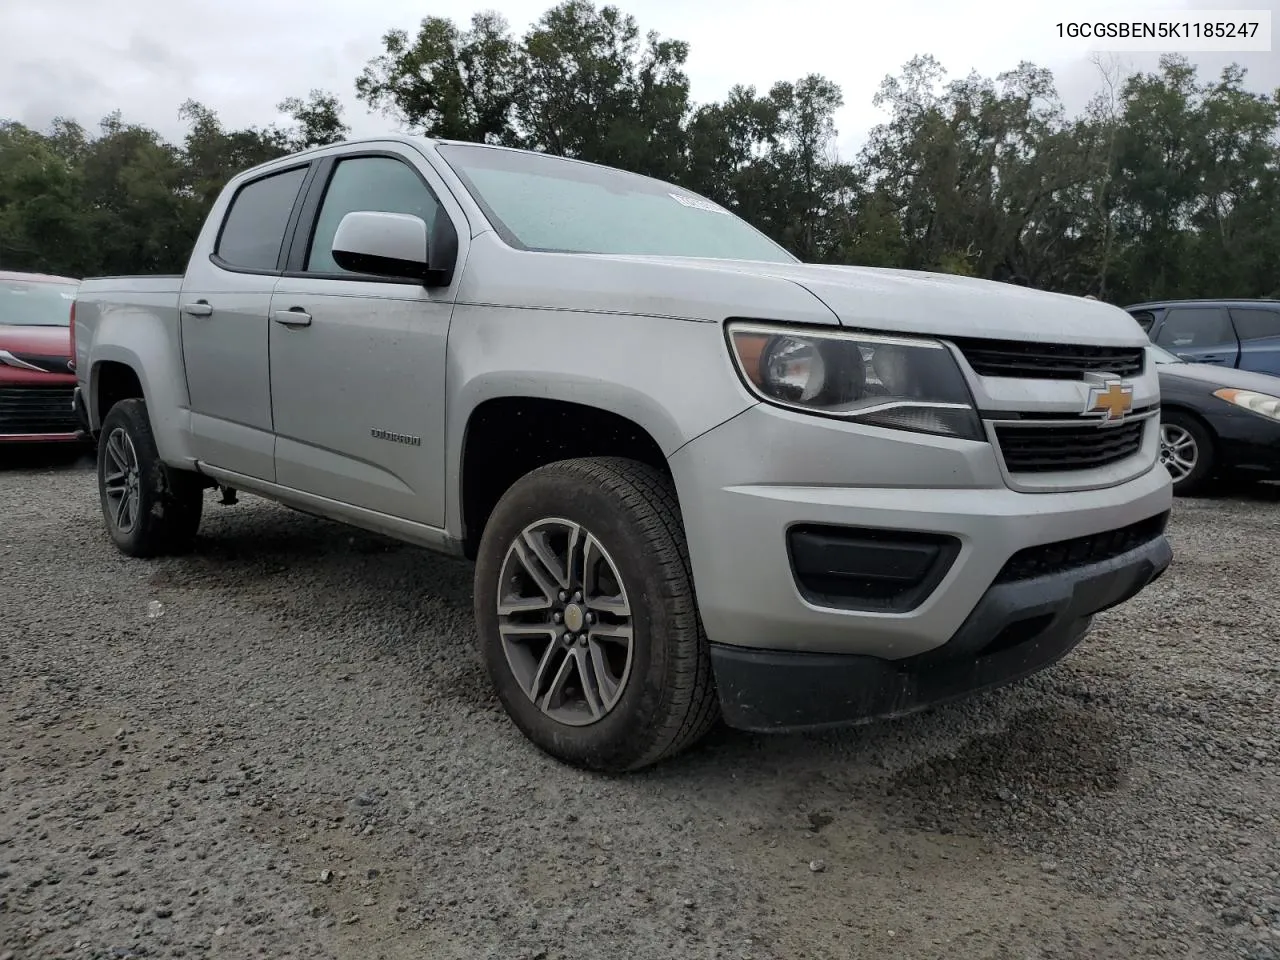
278;90;351;149
356;11;521;144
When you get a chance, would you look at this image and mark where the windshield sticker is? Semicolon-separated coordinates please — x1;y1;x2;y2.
669;193;730;215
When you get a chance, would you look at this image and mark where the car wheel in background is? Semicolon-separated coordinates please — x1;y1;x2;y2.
1160;410;1215;496
473;456;720;772
97;399;204;557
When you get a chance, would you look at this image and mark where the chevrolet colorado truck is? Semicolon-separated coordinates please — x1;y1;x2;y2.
72;137;1174;771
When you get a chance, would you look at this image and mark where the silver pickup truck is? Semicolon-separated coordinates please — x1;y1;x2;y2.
72;136;1173;771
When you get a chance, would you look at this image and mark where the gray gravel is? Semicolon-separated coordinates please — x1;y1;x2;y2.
3;451;1279;960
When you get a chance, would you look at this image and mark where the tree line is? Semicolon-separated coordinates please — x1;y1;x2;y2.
2;0;1277;305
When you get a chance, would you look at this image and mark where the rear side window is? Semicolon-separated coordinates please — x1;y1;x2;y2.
215;166;308;272
1155;307;1234;348
305;156;441;275
1129;310;1156;333
1229;307;1280;342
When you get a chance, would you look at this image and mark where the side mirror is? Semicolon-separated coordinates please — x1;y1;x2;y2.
331;209;459;287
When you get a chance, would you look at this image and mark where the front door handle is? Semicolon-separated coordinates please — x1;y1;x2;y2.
271;308;312;327
181;301;213;317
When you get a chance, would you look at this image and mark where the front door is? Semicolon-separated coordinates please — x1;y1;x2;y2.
180;163;311;480
268;150;459;528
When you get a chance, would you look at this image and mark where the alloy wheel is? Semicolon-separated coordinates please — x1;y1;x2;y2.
1159;423;1198;482
496;518;634;727
102;427;142;535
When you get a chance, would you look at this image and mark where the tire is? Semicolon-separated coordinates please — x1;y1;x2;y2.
1160;409;1216;497
97;398;204;557
473;457;720;772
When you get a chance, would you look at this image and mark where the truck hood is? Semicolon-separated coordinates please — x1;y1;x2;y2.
586;256;1149;347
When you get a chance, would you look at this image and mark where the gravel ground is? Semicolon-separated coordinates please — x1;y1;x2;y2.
3;449;1279;960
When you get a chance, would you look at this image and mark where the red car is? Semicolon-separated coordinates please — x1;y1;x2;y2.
0;270;84;445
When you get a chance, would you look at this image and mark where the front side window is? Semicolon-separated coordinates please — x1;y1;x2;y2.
306;156;441;275
1229;307;1280;342
1155;307;1234;348
215;166;308;272
0;278;78;326
437;144;797;264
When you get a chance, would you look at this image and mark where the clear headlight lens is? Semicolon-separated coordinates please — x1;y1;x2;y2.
727;322;983;441
1213;388;1280;421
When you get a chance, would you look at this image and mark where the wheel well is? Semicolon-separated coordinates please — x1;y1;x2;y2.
95;362;144;425
460;398;670;559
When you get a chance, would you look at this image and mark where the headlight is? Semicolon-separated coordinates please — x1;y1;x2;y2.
1213;388;1280;421
727;322;983;440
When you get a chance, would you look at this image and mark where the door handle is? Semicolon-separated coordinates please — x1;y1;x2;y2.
181;301;213;317
271;308;312;327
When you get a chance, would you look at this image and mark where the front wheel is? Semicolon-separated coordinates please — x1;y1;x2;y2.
1159;410;1215;496
473;457;720;772
97;399;205;557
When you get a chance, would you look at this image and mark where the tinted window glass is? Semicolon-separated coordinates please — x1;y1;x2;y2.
215;166;307;271
0;278;78;326
1155;307;1234;348
1230;307;1280;342
1129;309;1156;333
307;157;440;274
437;143;796;263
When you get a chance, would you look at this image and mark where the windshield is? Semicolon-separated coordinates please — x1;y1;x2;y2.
0;278;78;326
1148;344;1182;364
436;144;797;264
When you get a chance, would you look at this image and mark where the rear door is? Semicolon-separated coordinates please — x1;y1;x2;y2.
1229;306;1280;377
179;163;312;480
266;147;466;528
1151;305;1240;367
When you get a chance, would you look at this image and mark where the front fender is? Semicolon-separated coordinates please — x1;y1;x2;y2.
443;304;756;538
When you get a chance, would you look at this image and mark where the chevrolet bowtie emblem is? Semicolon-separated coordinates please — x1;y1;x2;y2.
1084;379;1134;422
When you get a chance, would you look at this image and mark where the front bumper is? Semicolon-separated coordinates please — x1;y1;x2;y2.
711;529;1171;731
671;404;1174;661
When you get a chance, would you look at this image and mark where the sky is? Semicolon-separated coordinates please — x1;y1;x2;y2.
1;0;1276;158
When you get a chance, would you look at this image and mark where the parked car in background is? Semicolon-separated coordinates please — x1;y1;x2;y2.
1125;299;1280;377
1151;344;1280;495
0;271;83;445
72;137;1172;771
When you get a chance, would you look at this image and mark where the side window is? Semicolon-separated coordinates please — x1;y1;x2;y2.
1129;310;1156;334
1154;307;1233;348
1229;307;1280;342
306;156;442;275
215;166;308;272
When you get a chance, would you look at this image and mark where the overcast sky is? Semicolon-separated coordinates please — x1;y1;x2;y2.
1;0;1275;157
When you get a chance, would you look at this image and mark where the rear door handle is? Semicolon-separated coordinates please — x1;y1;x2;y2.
181;301;213;317
271;308;312;328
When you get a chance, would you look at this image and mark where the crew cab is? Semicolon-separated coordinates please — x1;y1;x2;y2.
72;137;1173;771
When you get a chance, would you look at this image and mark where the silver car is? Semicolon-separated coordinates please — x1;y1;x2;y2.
71;137;1173;770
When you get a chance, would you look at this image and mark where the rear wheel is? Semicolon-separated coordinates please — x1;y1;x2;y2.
1159;410;1215;496
473;457;719;772
97;399;204;557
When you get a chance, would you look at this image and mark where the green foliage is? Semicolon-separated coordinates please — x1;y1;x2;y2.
1;2;1277;306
